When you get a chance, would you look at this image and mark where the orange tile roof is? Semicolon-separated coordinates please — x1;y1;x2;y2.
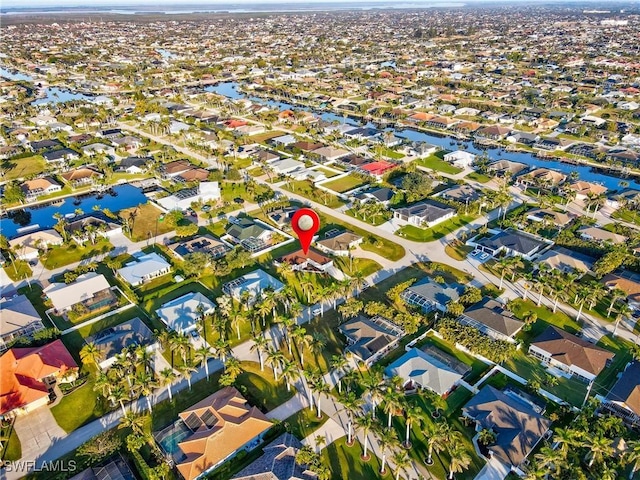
0;339;77;415
175;387;272;480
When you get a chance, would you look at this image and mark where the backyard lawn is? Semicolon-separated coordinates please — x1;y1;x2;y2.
322;175;368;194
0;421;21;461
284;408;329;440
397;214;477;242
417;154;463;175
235;361;295;412
316;167;340;178
50;373;109;433
334;257;381;277
119;203;177;242
3;260;32;281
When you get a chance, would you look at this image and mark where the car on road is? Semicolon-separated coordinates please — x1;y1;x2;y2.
311;307;322;316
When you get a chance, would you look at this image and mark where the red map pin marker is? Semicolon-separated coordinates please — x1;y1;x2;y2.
291;208;320;255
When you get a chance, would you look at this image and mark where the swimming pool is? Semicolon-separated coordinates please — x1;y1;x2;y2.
156;420;191;461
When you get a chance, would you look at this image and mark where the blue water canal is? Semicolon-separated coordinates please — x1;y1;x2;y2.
1;184;148;239
205;81;640;191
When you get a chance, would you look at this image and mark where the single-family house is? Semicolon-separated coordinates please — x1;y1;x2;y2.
339;315;404;366
269;158;304;175
458;298;523;343
400;277;464;313
384;348;467;396
80;143;115;157
0;295;45;352
222;269;284;305
225;217;272;252
473;229;548;260
86;317;157;370
516;168;566;189
117;157;150;174
528;326;614;382
525;208;573;228
356;187;394;206
160;387;272;480
275;248;333;274
603;361;640;428
65;213;123;244
393;200;456;229
21;177;62;201
157;182;221;211
0;340;78;417
487;159;528;177
310;146;350;164
169;235;229;261
156;292;215;335
443;150;476;168
462;386;552;474
316;231;363;256
61;166;102;187
437;184;481;204
578;226;627;244
602;274;640;310
43;273;116;315
536;247;595;276
9;229;63;261
117;252;172;287
42;148;80;163
569;181;608;201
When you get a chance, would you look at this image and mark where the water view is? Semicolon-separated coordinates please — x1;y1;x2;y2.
1;184;148;239
206;81;640;192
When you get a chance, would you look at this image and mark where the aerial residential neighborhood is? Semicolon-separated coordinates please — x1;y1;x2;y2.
1;2;640;480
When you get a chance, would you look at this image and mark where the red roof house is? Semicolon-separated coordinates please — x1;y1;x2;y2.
0;339;78;416
361;161;397;176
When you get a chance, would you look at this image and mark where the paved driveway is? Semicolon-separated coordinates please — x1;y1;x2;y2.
302;418;346;453
13;407;67;460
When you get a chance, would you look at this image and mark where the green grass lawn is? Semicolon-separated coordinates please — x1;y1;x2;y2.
0;421;21;461
592;335;635;397
119;203;176;242
284;408;329;440
317;167;340;178
465;171;492;183
51;371;109;433
41;238;114;269
248;130;286;143
283;180;346;209
612;208;640;226
236;361;295;412
444;242;473;261
345;208;390;226
417;155;463;175
2;154;47;181
378;147;405;160
397;214;477;242
509;299;582;344
334;257;382;277
322;437;384;480
323;175;368;194
3;260;33;281
317;211;405;261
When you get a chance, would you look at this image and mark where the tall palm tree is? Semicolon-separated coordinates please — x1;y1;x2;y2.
330;355;349;393
341;391;363;446
534;445;565;475
425;421;449;465
624;439;640;479
312;379;330;419
377;426;400;475
159;367;177;401
607;288;627;317
402;405;423;449
250;334;269;371
448;445;472;480
355;412;377;461
584;433;615;467
266;348;286;381
383;388;404;430
391;450;411;480
279;358;298;391
194;346;213;379
135;371;158;412
213;338;232;365
109;384;128;415
552;427;581;457
614;301;632;336
178;360;197;391
574;284;591;322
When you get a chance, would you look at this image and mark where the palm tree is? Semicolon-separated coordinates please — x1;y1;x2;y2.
402;405;423;449
391;450;411;480
584;433;615;467
377;426;400;475
80;342;101;368
312;379;330;419
614;301;632;336
109;384;128;415
118;410;145;437
383;388;404;430
178;360;197;391
341;391;363;446
448;445;472;480
280;358;299;392
425;421;449;465
159;367;177;401
552;427;581;456
624;439;640;479
535;445;565;475
136;371;158;412
607;288;627;317
330;355;349;394
574;284;591;322
194;346;213;379
267;348;286;381
213;338;232;365
250;334;269;371
355;412;376;461
495;256;513;290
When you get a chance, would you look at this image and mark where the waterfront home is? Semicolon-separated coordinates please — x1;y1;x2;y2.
156;292;215;335
529;326;614;382
157;182;221;211
159;387;272;480
116;156;151;174
0;339;78;417
568;181;608;201
339;315;404;366
21;176;62;201
61;166;102;187
471;229;548;260
516;168;567;189
487;159;528;177
525;208;574;228
9;229;63;260
602;273;640;310
43;272;115;315
117;252;172;287
443;150;476;168
462;385;551;475
393;200;456;228
65;213;123;244
0;295;44;352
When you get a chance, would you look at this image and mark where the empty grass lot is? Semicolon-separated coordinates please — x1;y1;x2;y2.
465;171;492;183
2;154;47;181
282;180;346;209
322;175;368;194
41;238;114;269
417;154;463;175
397;214;477;242
119;203;176;242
